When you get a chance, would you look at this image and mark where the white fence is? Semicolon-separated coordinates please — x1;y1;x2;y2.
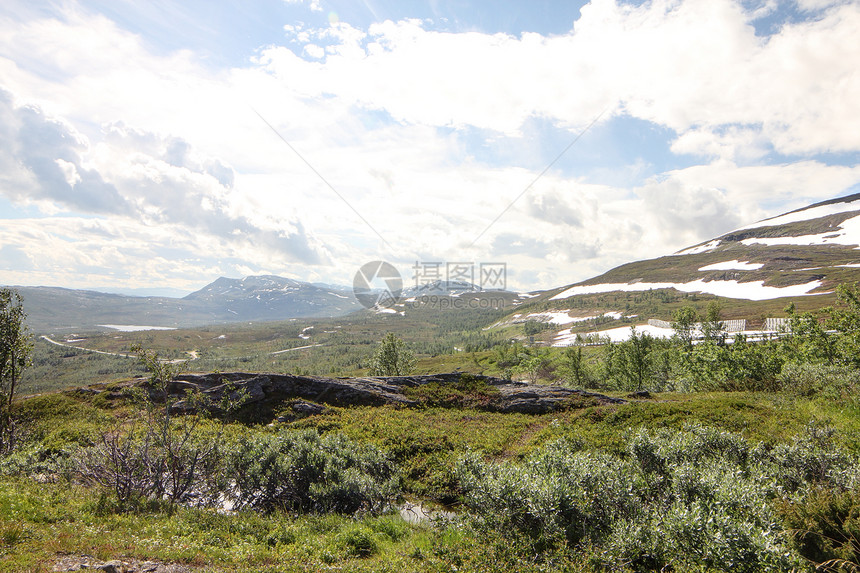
648;318;746;332
764;317;791;332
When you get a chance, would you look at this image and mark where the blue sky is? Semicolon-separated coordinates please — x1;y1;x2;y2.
1;0;859;295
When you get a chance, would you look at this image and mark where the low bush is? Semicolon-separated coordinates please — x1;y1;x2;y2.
779;362;860;400
456;423;859;571
775;487;860;570
228;429;399;515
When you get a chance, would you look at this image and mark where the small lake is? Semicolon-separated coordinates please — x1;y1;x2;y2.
98;324;178;332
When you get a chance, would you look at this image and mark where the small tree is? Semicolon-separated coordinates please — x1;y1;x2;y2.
672;306;699;352
0;289;32;454
561;345;592;388
369;333;415;376
701;301;726;345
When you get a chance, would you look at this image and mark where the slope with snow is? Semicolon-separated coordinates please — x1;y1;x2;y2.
735;195;860;232
547;193;860;303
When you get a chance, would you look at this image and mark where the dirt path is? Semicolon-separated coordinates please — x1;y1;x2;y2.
40;335;200;363
40;335;137;359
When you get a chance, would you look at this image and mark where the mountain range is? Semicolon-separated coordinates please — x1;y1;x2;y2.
9;193;860;334
11;276;363;332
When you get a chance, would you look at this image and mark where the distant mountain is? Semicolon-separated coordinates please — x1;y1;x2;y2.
182;275;361;321
11;275;361;333
402;280;484;297
10;286;197;333
550;193;860;302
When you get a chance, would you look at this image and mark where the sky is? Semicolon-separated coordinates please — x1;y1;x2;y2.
1;0;859;296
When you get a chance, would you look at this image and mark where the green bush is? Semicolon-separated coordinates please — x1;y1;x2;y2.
456;424;859;571
403;373;498;408
457;438;642;546
0;442;74;479
779;362;860;399
336;524;380;557
228;429;399;515
752;422;860;492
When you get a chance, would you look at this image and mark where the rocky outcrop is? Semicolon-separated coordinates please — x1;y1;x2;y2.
52;554;192;572
491;383;626;413
139;372;626;416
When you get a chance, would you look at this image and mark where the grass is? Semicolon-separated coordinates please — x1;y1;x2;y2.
7;337;860;572
0;477;444;572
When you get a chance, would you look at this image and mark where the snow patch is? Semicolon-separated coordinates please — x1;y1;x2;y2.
739;213;860;248
553;324;675;346
735;198;860;231
499;310;624;328
551;278;825;301
698;260;764;271
99;325;177;332
677;240;721;255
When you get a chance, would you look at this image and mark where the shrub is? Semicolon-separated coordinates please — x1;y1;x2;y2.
456;424;858;571
0;442;75;480
75;421;224;508
73;345;239;509
402;373;498;408
752;422;860;492
336;524;380;557
228;429;399;515
779;362;860;399
456;439;642;547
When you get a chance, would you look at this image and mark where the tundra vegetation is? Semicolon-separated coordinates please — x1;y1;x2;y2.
1;287;860;571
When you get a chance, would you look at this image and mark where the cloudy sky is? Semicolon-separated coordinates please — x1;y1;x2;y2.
1;0;859;296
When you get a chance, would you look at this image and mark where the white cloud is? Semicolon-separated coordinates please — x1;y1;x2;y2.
0;1;858;292
795;0;847;12
255;0;860;159
283;0;323;12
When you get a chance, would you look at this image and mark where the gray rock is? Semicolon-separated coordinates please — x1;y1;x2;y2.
98;561;123;573
155;372;626;415
292;401;328;415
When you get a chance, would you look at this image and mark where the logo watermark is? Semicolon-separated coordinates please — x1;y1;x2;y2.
412;261;507;291
353;261;402;309
353;260;508;310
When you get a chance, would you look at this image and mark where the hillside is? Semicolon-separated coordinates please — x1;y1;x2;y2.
475;193;860;345
552;193;860;301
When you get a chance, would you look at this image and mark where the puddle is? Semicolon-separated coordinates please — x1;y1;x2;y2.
398;502;457;524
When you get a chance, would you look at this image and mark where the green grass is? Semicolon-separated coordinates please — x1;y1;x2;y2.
6;355;860;571
0;477;448;572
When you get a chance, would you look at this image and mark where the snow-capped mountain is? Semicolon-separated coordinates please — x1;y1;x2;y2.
182;275;361;321
401;280;484;297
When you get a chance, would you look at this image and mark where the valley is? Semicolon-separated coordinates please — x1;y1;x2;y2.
4;194;860;572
